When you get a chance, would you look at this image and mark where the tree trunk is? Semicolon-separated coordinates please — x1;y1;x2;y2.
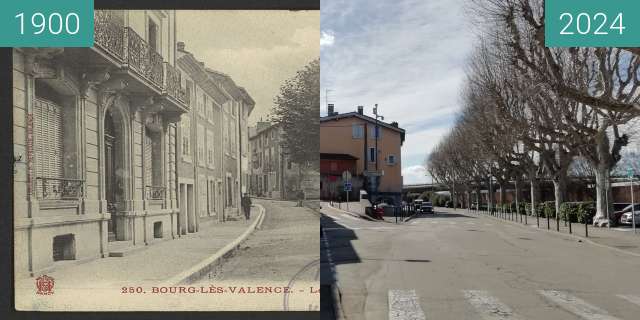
530;177;539;216
499;183;506;212
592;130;615;227
593;164;614;227
552;175;567;229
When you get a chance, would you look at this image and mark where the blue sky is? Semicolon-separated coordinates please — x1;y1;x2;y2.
320;0;476;184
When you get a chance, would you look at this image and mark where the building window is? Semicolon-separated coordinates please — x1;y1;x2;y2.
181;115;191;161
185;80;193;108
148;18;159;53
370;125;382;139
199;92;206;117
223;115;230;155
207;101;214;123
33;80;80;199
387;154;396;165
287;160;293;170
197;124;205;166
352;124;364;139
369;147;376;163
207;129;214;168
34;98;64;179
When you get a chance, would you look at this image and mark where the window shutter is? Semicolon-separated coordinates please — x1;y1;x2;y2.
144;130;153;187
34;98;63;179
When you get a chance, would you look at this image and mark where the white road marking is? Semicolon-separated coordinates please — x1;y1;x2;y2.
388;289;426;320
462;290;523;320
617;294;640;307
538;290;621;320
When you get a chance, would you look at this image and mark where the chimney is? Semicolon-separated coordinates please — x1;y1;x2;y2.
391;121;399;127
177;41;185;51
327;104;335;116
357;105;364;115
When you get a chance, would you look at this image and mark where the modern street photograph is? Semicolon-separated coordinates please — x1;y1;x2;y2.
320;0;640;319
12;9;320;311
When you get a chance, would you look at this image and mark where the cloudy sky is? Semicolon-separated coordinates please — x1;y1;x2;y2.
177;10;319;125
320;0;476;184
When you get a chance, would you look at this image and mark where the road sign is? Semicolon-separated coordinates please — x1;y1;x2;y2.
342;171;352;181
344;182;352;192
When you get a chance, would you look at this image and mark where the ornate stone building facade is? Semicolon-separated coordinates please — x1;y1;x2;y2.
13;10;189;277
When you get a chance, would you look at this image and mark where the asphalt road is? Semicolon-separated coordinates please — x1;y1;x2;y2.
321;204;640;320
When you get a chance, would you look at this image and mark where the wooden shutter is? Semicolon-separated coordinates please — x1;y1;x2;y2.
144;130;153;187
34;98;63;179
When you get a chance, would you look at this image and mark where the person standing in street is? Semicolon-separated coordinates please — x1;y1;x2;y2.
241;194;252;221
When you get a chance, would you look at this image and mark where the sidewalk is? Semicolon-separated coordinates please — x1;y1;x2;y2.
442;207;640;256
16;205;265;291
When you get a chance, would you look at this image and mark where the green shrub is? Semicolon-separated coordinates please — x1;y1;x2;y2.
541;201;556;218
558;202;596;223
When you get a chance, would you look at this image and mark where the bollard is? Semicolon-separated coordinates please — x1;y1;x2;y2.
569;217;572;234
556;217;560;232
547;214;550;230
584;218;588;237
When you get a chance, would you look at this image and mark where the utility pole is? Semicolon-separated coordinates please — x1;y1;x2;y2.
373;104;384;204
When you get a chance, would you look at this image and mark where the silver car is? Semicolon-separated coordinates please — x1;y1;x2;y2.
618;204;640;226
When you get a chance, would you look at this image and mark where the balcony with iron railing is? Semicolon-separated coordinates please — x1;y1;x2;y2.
93;11;189;112
146;185;166;200
35;177;84;200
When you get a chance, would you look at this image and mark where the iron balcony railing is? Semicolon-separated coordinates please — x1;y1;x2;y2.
146;185;166;200
93;11;188;109
36;177;84;200
164;62;189;106
126;27;164;88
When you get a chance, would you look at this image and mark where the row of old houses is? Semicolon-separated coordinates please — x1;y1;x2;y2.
247;121;320;200
13;10;254;277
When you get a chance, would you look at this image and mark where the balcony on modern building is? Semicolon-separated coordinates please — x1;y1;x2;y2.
61;10;189;114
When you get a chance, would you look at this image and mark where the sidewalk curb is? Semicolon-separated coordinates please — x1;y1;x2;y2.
159;204;266;286
332;283;345;320
465;209;640;258
326;203;395;223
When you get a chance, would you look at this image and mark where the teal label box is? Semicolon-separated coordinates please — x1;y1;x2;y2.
0;0;94;47
545;0;640;47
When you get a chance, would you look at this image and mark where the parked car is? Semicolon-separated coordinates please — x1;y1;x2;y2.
617;204;640;226
421;201;434;214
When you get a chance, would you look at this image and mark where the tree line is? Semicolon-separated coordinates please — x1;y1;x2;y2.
426;0;640;226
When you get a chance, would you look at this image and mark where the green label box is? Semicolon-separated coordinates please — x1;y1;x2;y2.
545;0;640;47
0;0;94;47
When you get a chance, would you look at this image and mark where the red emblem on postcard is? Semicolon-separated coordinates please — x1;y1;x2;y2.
35;275;55;295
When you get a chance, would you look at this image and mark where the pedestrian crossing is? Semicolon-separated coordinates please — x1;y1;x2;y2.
387;289;640;320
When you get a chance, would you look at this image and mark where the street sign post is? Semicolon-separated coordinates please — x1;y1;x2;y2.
628;168;636;234
342;171;352;211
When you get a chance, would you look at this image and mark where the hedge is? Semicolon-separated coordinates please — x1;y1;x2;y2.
558;202;596;223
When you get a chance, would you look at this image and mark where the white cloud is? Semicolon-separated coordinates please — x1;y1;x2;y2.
320;30;335;47
321;0;475;186
402;165;429;185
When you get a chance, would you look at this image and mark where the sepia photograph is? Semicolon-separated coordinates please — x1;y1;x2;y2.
12;9;319;311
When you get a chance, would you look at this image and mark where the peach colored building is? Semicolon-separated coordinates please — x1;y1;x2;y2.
320;106;405;204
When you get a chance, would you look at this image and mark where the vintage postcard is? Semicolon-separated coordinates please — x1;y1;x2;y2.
13;9;320;311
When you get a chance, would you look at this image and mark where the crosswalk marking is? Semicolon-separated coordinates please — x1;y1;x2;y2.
538;290;621;320
617;294;640;307
388;289;426;320
462;290;523;320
